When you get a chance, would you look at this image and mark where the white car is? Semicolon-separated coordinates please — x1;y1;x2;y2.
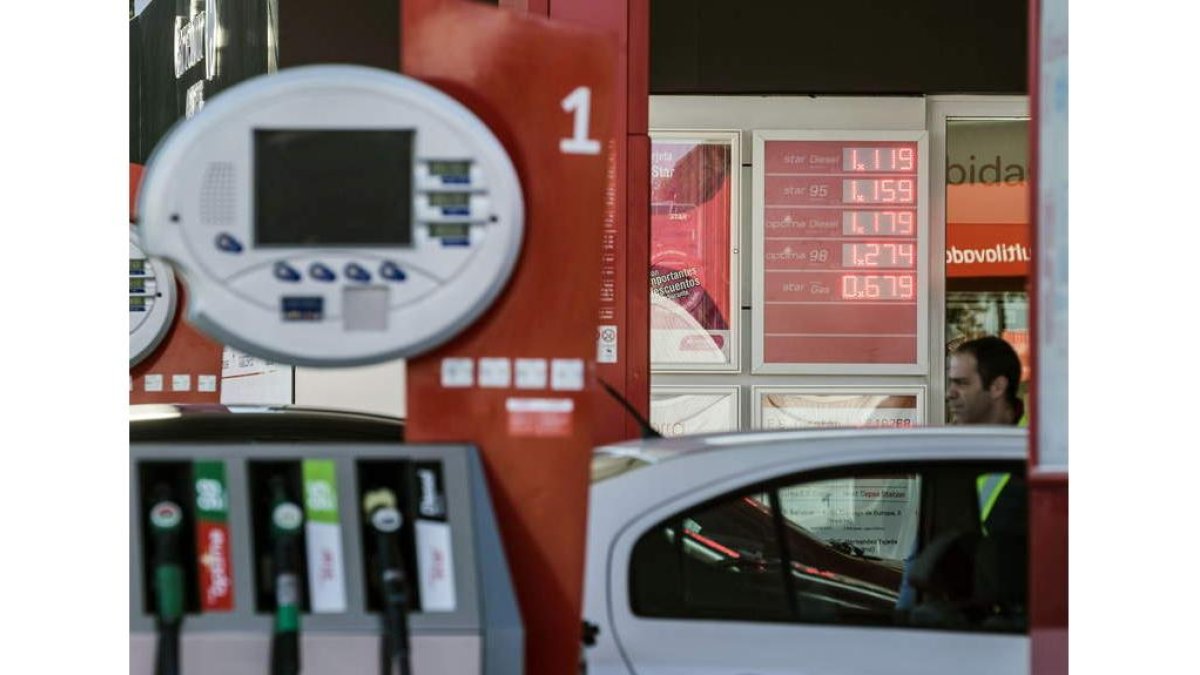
584;427;1029;675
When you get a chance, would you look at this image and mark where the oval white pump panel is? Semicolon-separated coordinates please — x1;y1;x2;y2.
130;228;177;366
137;65;524;367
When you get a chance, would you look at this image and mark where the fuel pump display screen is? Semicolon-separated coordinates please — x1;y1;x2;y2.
755;132;926;372
254;129;415;247
428;161;471;179
136;66;525;366
130;230;176;365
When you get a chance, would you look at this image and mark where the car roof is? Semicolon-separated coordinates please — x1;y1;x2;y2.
129;404;405;442
594;425;1028;468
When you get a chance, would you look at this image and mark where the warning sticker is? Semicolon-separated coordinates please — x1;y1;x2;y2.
506;398;574;438
597;325;618;364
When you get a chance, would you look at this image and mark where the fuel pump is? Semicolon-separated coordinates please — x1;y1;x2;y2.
268;478;304;675
133;1;617;672
363;489;413;675
148;488;185;675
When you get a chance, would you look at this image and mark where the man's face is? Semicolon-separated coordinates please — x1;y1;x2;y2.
947;352;1002;424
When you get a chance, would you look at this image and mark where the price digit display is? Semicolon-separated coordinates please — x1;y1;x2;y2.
841;274;914;300
842;243;915;268
843;211;914;236
843;179;915;204
843;147;916;172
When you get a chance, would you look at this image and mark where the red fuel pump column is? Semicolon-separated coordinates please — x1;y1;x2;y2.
401;3;616;675
130;164;224;405
504;0;652;445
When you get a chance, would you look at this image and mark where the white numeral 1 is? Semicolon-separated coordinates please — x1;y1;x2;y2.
560;86;601;155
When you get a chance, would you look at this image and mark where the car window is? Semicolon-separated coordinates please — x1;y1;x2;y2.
628;461;1028;633
776;474;915;625
777;474;921;560
630;493;790;621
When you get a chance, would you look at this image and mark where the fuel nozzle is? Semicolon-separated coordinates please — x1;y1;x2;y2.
148;485;185;675
268;477;304;675
363;489;412;675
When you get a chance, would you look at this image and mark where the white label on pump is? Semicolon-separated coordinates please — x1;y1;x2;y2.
515;358;548;389
172;374;192;392
144;374;164;392
478;358;511;388
441;358;474;388
303;460;347;613
551;359;585;391
415;520;456;612
305;522;347;612
198;374;218;392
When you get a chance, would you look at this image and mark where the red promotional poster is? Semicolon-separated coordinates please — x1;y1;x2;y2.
650;134;736;368
757;135;925;370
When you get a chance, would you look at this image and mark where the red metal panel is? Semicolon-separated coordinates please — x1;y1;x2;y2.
401;3;617;674
548;0;651;442
499;0;550;14
129;164;224;405
624;134;650;425
1030;473;1068;674
1028;1;1068;672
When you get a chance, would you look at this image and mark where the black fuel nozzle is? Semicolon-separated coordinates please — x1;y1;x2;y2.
363;488;412;675
148;484;185;675
268;476;304;675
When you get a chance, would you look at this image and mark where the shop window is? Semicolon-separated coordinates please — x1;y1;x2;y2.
944;118;1031;420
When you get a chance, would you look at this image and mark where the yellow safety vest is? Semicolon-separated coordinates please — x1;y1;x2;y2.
977;472;1012;525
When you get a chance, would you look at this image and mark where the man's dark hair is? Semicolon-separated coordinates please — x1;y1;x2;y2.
955;336;1022;412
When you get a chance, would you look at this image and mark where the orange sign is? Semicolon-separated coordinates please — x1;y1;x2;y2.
946;182;1031;278
946;221;1031;277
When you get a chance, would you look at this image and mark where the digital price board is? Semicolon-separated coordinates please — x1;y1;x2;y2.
753;131;926;372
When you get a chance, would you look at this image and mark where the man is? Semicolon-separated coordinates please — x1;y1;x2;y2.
947;336;1023;426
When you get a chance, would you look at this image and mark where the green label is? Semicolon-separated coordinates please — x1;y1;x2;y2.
275;604;300;632
192;460;229;522
302;460;339;524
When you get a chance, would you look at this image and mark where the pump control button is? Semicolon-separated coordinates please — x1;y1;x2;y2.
380;262;407;281
345;263;371;283
216;233;244;253
274;262;302;282
309;263;336;282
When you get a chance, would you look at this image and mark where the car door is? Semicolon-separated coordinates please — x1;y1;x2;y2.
608;458;1029;675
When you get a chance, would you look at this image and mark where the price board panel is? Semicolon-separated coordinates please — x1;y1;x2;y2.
752;131;928;374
